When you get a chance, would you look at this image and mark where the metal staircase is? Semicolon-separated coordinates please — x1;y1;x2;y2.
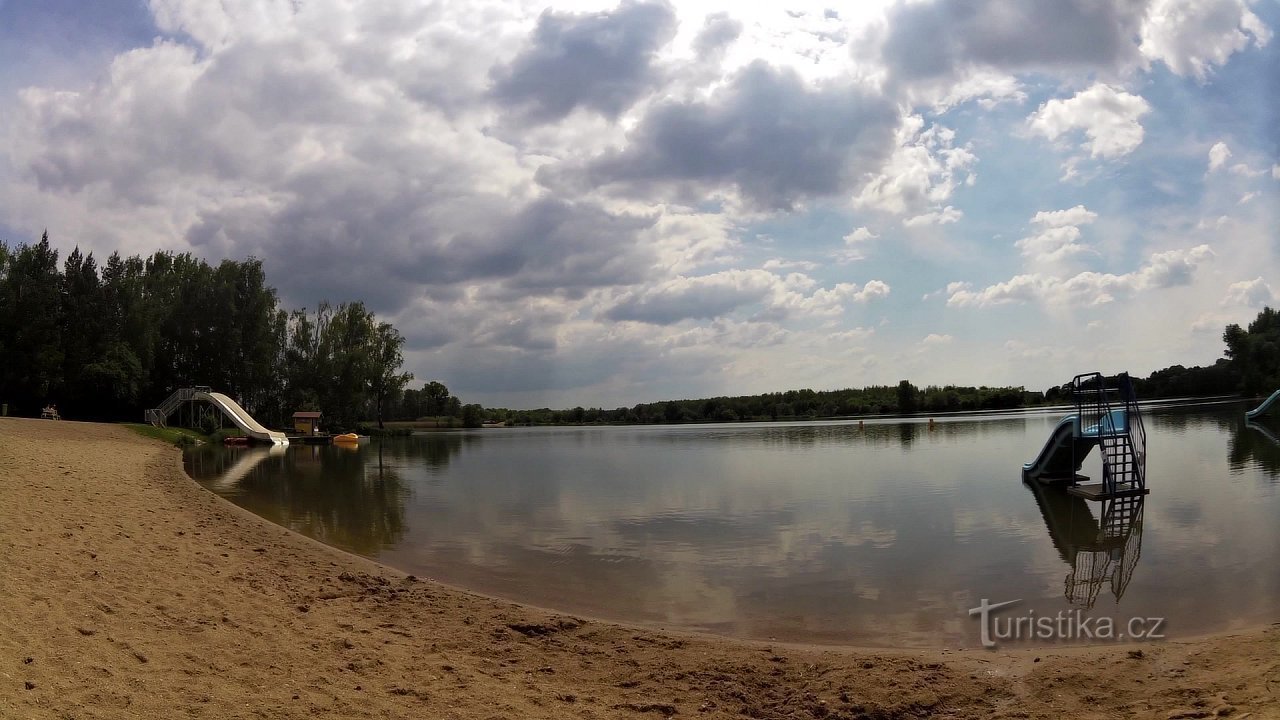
146;387;195;427
1072;373;1146;497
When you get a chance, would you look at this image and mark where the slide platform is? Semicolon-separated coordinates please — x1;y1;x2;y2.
1245;389;1280;419
196;391;289;445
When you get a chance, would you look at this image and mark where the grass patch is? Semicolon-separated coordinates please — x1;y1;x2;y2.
123;423;207;447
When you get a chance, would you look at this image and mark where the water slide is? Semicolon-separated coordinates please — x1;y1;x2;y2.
1022;410;1127;481
194;391;289;445
1245;389;1280;419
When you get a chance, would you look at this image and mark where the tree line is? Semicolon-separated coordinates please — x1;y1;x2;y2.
3;231;1275;430
415;308;1280;428
0;233;412;431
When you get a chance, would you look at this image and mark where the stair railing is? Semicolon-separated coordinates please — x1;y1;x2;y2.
1072;373;1128;495
145;387;196;427
1117;373;1146;491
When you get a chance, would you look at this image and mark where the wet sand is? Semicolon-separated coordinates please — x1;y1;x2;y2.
1;417;1276;719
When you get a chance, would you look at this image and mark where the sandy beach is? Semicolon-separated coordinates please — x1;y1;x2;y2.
1;417;1276;719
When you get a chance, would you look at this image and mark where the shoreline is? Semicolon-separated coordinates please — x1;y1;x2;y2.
2;417;1276;719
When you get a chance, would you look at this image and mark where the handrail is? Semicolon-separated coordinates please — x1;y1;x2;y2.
147;387;196;427
1118;373;1146;489
1071;373;1112;487
1070;372;1145;494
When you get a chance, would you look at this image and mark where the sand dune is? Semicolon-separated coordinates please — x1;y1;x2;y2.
1;417;1275;719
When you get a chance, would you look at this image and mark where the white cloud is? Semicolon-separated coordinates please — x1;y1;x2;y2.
903;205;963;227
948;245;1215;308
1031;205;1098;228
1208;141;1232;172
922;281;971;301
762;258;820;272
1015;206;1098;273
833;226;879;263
1140;0;1273;80
843;226;878;245
1027;84;1151;160
921;333;953;346
1003;339;1063;362
1229;163;1266;178
853;115;975;220
1015;225;1092;268
828;327;876;344
604;269;889;325
1221;277;1275;307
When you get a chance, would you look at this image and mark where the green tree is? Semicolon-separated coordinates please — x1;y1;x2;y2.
896;380;919;414
461;403;484;428
369;321;413;428
1224;307;1280;396
422;380;453;417
0;232;64;414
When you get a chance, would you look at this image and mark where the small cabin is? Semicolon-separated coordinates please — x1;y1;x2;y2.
292;411;322;435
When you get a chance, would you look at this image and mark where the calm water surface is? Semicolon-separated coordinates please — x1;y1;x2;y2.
184;401;1280;647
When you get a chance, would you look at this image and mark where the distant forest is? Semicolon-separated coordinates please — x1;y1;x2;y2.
2;235;1277;429
0;233;412;431
472;308;1280;426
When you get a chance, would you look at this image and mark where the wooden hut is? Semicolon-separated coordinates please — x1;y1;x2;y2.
292;411;322;435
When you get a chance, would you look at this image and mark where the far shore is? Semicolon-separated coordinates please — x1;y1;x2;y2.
1;417;1275;719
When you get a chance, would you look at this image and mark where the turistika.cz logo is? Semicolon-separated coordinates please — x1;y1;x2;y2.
968;599;1166;648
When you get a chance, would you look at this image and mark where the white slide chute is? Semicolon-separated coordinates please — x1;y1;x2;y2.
195;391;289;445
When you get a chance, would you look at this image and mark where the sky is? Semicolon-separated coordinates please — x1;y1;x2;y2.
1;0;1277;409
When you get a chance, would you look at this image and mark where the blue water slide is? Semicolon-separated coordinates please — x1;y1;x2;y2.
1245;389;1280;419
1023;415;1098;480
1079;409;1128;437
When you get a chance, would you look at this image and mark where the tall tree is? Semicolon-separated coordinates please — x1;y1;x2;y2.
1225;307;1280;396
0;233;63;414
369;321;412;429
59;247;104;417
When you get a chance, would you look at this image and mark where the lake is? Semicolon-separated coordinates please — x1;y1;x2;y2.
184;400;1280;648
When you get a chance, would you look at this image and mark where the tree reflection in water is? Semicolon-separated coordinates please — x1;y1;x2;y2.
1230;419;1280;477
185;434;468;555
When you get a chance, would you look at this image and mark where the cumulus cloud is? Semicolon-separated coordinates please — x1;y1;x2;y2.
539;61;899;211
843;227;877;245
1140;0;1272;80
874;0;1149;93
1208;141;1232;171
489;0;677;124
1031;205;1098;228
2;0;1275;406
603;270;889;325
1015;205;1098;272
853;116;975;220
1028;84;1151;161
921;333;953;345
1221;277;1275;307
3;3;672;318
833;227;878;264
903;206;963;227
762;258;819;272
692;11;743;60
948;245;1215;308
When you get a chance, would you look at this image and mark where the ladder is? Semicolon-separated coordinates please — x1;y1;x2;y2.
1072;372;1146;496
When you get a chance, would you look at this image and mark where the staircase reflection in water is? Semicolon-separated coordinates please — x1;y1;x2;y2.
1024;480;1145;610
